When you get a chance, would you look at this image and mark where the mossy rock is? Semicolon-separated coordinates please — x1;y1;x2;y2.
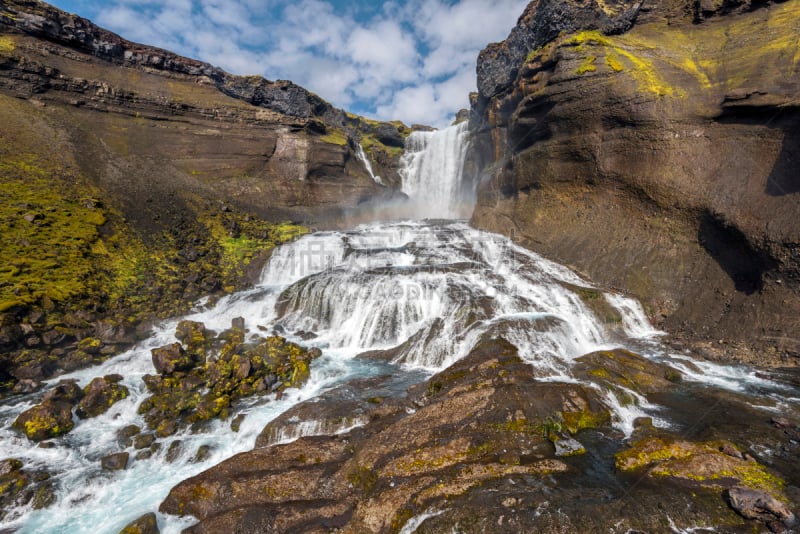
76;337;103;355
616;437;786;498
12;400;74;442
151;342;194;375
175;320;213;360
118;512;159;534
75;376;129;419
41;380;84;404
0;468;30;513
574;349;682;395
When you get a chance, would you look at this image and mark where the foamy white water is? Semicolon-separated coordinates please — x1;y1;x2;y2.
399;122;472;219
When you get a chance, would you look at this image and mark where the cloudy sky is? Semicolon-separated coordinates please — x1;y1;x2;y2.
46;0;527;128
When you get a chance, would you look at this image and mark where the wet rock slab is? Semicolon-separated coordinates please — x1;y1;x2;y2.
160;337;799;533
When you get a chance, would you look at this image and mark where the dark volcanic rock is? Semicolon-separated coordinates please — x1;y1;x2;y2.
728;486;796;525
42;380;84;404
151;343;193;376
160;339;611;531
75;376;129;419
476;0;642;98
118;512;160;534
101;452;129;471
13;400;74;441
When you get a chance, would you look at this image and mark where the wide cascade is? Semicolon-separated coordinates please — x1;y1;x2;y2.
0;124;796;533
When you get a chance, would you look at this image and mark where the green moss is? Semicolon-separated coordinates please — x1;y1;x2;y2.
320;129;348;146
18;412;72;441
198;207;308;287
0;36;15;54
566;31;675;97
347;465;378;494
576;56;598;75
616;438;787;498
361;133;404;158
561;408;611;434
605;53;624;72
0;154;108;307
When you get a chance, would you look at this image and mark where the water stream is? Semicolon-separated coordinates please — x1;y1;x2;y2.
0;124;797;533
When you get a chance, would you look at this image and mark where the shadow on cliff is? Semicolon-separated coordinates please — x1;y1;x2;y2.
717;105;800;197
698;213;777;295
765;117;800;196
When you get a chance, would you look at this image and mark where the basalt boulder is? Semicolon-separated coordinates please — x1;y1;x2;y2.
75;375;129;419
13;400;74;442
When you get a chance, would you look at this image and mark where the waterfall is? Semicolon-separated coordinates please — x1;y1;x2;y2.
399;122;472;219
355;143;383;185
2;117;797;534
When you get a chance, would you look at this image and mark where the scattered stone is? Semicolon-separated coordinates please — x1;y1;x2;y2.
151;343;193;375
771;417;795;430
230;414;246;433
175;320;212;359
0;459;23;476
101;452;129;471
76;376;129;419
155;420;177;438
135;450;153;461
117;425;141;447
165;441;183;463
553;434;586;457
42;380;84;404
194;445;212;463
231;317;245;331
77;337;103;355
294;330;317;340
31;480;57;509
728;486;796;525
118;512;160;534
139;335;318;434
13;401;74;441
12;379;41;394
719;442;744;459
133;433;155;450
0;463;30;511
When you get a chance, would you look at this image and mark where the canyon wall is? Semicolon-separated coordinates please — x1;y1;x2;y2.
469;0;800;365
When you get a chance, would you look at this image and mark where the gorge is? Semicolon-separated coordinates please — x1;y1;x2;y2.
0;0;799;533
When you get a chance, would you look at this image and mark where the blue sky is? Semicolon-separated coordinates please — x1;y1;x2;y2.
45;0;528;127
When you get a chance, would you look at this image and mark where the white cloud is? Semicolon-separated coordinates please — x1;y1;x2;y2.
70;0;527;128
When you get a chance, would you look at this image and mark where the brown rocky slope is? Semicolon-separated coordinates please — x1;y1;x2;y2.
160;339;800;533
468;0;800;367
0;0;407;393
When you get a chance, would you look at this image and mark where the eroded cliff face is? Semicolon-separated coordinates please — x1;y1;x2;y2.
0;0;407;392
469;0;800;366
0;0;406;224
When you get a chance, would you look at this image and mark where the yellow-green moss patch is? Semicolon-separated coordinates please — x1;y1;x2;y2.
0;35;15;53
320;129;348;146
576;55;597;75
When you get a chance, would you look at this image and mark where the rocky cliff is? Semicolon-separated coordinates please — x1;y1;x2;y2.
0;0;407;393
468;0;800;366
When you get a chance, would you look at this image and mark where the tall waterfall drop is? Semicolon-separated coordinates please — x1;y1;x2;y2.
399;122;472;219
